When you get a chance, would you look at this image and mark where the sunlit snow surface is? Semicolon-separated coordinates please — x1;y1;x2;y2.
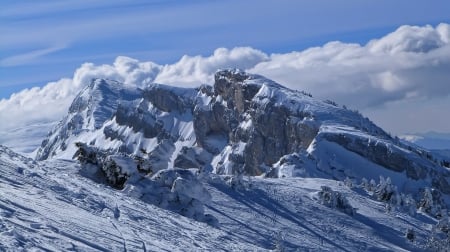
0;145;434;251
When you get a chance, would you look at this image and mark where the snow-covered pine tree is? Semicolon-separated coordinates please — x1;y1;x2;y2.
374;176;397;203
419;188;436;215
318;186;355;215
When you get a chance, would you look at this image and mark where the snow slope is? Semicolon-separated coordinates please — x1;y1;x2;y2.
0;145;439;251
0;145;255;251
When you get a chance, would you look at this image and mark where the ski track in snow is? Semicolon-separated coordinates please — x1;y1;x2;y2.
0;147;436;251
0;154;236;251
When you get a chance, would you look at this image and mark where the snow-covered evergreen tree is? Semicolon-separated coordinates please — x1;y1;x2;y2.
399;193;417;216
360;177;369;191
344;177;354;188
318;186;355;215
374;176;396;202
369;179;377;192
419;187;437;215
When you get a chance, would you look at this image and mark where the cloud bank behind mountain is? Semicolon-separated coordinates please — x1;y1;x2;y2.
1;23;449;152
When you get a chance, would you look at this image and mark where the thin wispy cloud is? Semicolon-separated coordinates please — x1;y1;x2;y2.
1;1;231;50
3;0;449;51
0;0;127;18
0;45;67;67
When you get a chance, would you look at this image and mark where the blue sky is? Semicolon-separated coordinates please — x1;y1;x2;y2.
2;0;449;98
1;0;450;138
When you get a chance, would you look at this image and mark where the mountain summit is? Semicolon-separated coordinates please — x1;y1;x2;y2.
37;69;450;195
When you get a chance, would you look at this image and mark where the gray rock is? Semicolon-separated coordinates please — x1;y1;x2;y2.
38;70;450;198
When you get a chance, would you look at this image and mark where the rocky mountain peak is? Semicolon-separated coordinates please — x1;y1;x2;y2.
36;70;450;196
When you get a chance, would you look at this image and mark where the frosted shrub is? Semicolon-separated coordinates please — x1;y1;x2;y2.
102;155;133;189
225;173;252;191
418;187;447;217
374;176;397;202
426;235;450;252
73;142;137;189
318;186;355;215
369;179;377;192
360;177;369;190
437;215;450;234
228;174;244;190
74;142;217;224
344;177;354;188
405;228;415;242
73;142;102;165
398;193;417;216
419;188;434;214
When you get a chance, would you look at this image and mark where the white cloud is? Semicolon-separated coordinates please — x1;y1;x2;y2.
250;23;450;108
0;47;269;152
1;23;450;152
0;78;76;130
368;24;447;54
154;47;269;86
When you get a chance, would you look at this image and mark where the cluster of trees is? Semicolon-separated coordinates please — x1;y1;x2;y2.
358;176;447;217
356;175;450;247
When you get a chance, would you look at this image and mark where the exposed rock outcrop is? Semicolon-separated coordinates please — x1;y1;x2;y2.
37;69;450;197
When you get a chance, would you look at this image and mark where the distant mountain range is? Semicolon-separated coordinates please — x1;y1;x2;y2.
400;132;450;150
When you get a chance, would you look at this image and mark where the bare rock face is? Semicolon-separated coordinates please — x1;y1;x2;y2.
37;69;450;197
193;70;319;175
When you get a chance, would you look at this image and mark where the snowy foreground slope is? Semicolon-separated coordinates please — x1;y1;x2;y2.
0;145;441;251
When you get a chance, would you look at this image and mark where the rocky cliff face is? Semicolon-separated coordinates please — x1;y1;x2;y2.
194;70;321;175
36;70;450;195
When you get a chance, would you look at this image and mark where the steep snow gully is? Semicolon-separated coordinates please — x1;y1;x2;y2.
1;70;450;251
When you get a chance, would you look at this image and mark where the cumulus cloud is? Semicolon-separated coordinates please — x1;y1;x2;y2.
0;79;75;129
0;47;269;152
250;23;450;108
1;23;450;152
368;24;448;53
154;47;269;85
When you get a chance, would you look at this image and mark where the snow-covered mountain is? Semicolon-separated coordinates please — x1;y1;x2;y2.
3;69;450;250
37;69;450;195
